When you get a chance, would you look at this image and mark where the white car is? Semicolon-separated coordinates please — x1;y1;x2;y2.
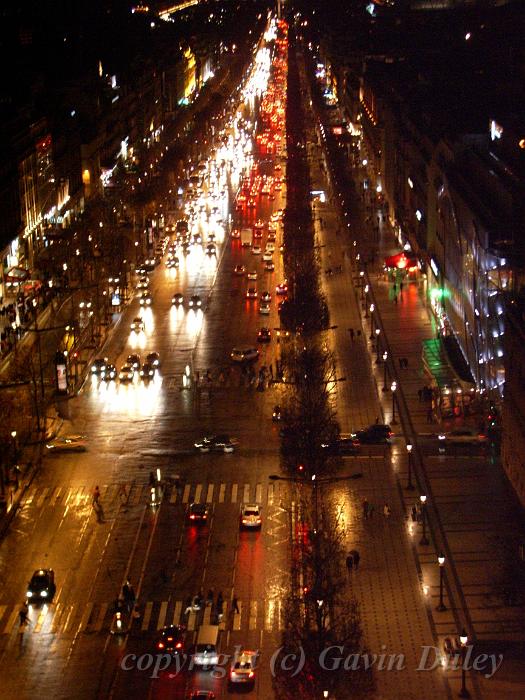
229;650;259;683
247;271;258;280
262;252;273;262
231;347;260;363
240;504;262;529
252;246;262;255
259;302;271;315
46;435;87;452
131;317;145;333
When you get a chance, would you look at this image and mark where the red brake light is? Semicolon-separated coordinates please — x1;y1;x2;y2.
175;642;182;649
190;514;195;519
249;671;254;678
158;642;165;649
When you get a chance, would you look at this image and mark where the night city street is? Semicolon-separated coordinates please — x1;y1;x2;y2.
1;1;525;699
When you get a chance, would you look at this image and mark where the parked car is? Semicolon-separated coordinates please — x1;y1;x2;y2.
231;347;259;363
352;424;393;444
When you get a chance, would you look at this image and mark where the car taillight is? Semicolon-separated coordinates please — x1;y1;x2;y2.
175;642;182;649
249;671;254;678
158;642;164;649
190;514;195;519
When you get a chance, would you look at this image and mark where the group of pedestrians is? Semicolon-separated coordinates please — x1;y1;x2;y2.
183;590;239;623
362;498;392;520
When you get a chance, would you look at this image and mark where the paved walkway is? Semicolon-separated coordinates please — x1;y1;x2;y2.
299;47;525;700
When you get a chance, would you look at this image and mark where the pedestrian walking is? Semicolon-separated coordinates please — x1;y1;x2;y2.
362;498;369;520
426;407;434;424
349;327;355;341
411;506;418;523
383;504;391;518
346;554;353;572
393;294;398;304
351;550;360;571
400;281;404;293
19;602;29;626
232;595;240;614
206;589;214;607
118;484;128;503
93;485;101;505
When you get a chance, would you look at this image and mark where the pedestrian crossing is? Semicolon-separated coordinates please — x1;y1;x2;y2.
21;481;286;510
0;597;287;637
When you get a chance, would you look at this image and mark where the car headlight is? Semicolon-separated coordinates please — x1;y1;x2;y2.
41;590;48;597
27;590;33;597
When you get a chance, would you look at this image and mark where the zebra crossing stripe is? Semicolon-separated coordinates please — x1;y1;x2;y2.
265;599;274;631
219;483;226;503
187;610;197;631
35;488;49;509
130;484;142;506
60;604;75;633
231;484;238;503
3;607;19;635
79;602;94;633
255;483;262;504
52;487;63;504
173;601;182;627
194;484;203;504
93;603;108;632
50;603;65;634
142;601;153;631
268;483;275;505
157;601;168;630
233;602;242;631
33;607;48;634
182;484;191;504
170;488;178;504
249;601;257;631
206;484;214;503
203;606;212;625
24;487;37;506
243;484;250;503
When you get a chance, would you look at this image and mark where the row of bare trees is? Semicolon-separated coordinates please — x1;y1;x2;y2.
272;28;374;699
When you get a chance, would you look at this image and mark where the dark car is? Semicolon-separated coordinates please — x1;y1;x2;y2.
146;352;160;368
140;362;155;380
186;503;210;524
188;294;202;309
172;293;184;305
321;435;360;455
189;692;215;700
194;435;239;453
27;569;56;602
155;625;186;655
102;364;117;381
257;328;271;343
353;424;393;444
91;357;109;375
127;353;141;369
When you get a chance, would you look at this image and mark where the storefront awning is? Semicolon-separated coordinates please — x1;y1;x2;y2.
5;267;30;283
422;337;475;389
384;252;418;270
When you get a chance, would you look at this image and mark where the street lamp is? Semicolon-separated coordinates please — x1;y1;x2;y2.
437;552;447;611
419;494;429;545
459;630;470;698
382;351;388;391
391;381;398;424
360;271;365;299
369;304;375;338
364;286;369;316
375;328;381;362
406;443;414;490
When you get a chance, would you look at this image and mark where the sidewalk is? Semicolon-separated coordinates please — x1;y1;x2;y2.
305;78;525;697
0;413;62;539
